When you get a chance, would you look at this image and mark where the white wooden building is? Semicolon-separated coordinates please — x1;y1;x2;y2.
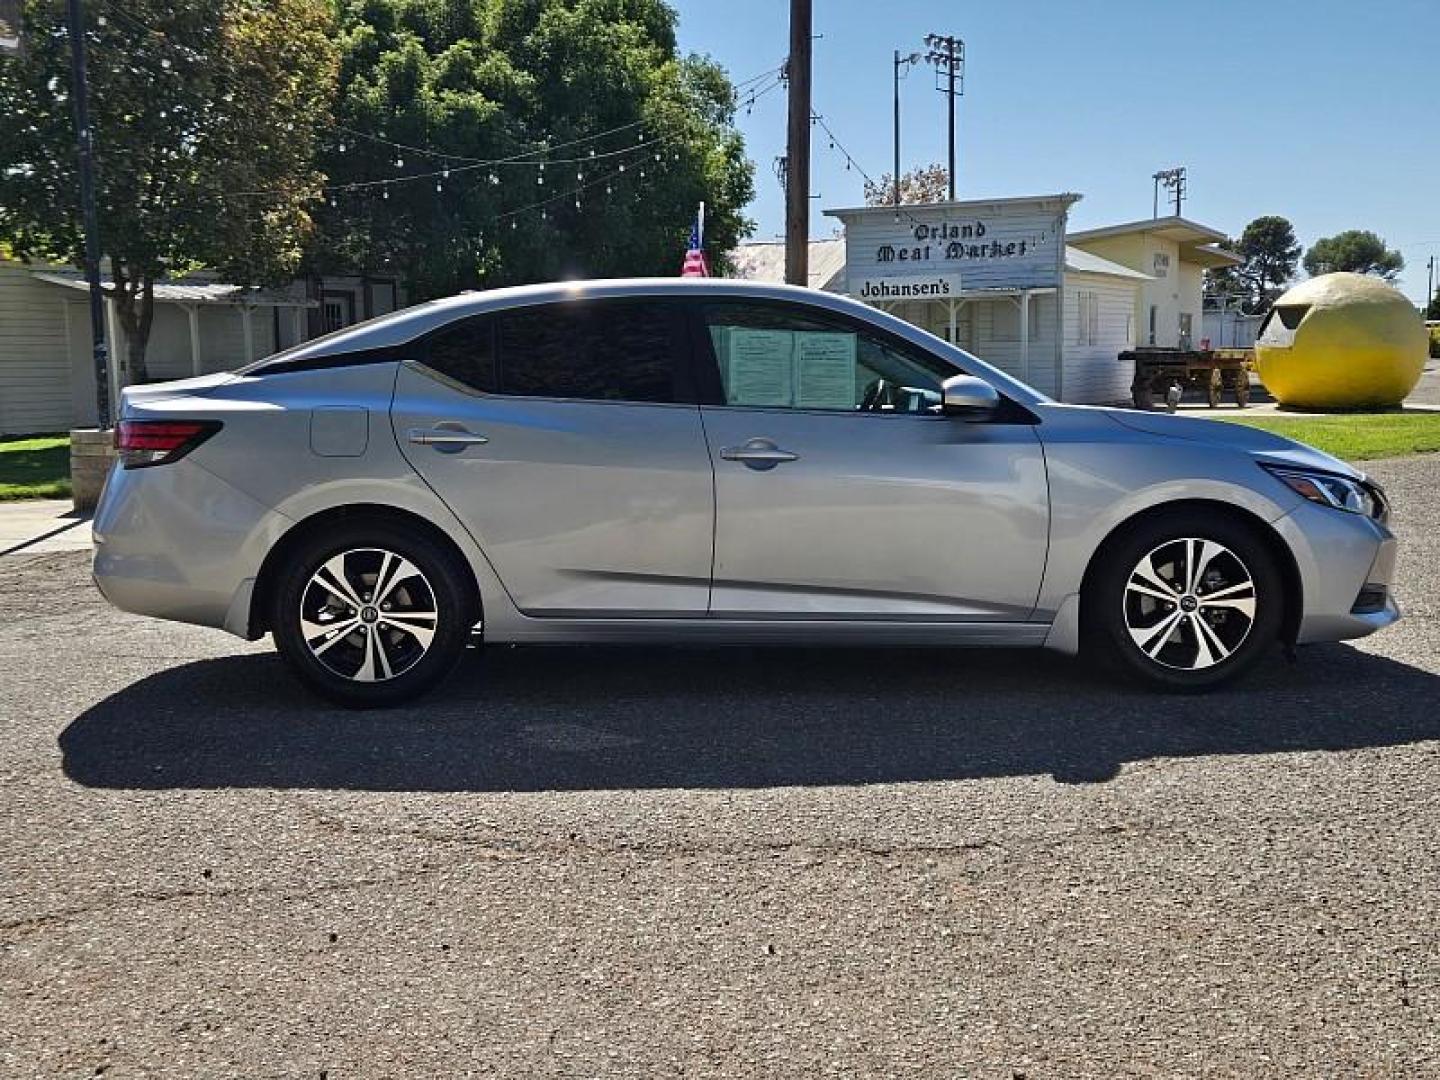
732;194;1238;405
0;259;404;435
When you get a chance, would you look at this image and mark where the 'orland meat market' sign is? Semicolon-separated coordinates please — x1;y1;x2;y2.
825;194;1078;299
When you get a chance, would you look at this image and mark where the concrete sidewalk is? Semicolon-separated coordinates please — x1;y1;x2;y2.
0;499;92;557
1175;358;1440;417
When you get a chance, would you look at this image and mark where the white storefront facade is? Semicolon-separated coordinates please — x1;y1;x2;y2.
734;193;1236;405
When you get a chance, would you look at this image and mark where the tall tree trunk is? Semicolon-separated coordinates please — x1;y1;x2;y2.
111;262;155;384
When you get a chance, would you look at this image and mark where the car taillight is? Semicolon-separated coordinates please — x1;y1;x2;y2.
115;420;221;469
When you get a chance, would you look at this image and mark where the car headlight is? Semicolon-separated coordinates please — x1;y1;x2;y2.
1262;464;1387;520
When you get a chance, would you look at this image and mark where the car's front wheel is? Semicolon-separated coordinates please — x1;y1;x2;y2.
1085;511;1286;691
271;521;476;707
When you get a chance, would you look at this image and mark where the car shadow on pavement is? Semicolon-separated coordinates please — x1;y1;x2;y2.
59;640;1440;789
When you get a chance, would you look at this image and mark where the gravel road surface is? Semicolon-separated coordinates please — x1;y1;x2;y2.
2;456;1437;1077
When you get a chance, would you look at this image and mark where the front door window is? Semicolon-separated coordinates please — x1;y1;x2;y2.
701;302;956;415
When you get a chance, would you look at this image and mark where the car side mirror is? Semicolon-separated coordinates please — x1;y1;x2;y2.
941;374;1001;422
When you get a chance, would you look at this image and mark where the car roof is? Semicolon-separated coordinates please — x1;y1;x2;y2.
247;278;1048;406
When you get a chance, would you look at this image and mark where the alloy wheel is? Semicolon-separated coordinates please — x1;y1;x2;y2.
299;547;439;682
1122;537;1257;671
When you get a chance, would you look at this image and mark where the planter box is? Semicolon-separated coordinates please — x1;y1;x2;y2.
70;428;117;512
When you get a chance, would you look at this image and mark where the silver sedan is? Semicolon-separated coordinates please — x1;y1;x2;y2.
93;280;1398;706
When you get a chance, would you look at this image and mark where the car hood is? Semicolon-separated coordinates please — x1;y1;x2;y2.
1102;408;1365;480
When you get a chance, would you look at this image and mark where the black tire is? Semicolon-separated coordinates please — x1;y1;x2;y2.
270;519;477;707
1083;510;1286;692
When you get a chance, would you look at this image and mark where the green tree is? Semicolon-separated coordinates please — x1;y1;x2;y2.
863;163;949;206
313;0;754;297
1224;216;1302;314
1202;244;1245;307
0;0;338;382
1303;229;1404;281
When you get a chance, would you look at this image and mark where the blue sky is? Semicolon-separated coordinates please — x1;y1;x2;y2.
671;0;1437;305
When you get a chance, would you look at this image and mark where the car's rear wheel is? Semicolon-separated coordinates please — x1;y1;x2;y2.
1085;511;1286;691
271;521;475;707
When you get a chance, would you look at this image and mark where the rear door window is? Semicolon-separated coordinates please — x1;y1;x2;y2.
499;300;683;403
420;300;688;403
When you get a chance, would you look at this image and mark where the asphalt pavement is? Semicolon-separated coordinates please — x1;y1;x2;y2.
1;455;1437;1076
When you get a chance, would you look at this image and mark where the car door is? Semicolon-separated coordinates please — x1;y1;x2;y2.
392;297;714;616
695;299;1049;620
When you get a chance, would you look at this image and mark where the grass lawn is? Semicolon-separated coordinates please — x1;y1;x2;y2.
0;435;71;500
1217;412;1440;462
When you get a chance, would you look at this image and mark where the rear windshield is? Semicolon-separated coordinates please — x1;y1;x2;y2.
238;299;451;375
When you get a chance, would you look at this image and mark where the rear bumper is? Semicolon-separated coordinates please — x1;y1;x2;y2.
92;458;290;635
1273;499;1400;644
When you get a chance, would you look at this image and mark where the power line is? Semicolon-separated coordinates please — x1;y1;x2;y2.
738;74;786;115
732;61;786;89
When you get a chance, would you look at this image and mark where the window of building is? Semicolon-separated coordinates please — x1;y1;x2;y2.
1076;291;1100;346
701;302;956;414
992;297;1046;343
321;291;354;333
992;300;1020;342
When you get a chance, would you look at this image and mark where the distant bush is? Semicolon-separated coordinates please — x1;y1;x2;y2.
1431;326;1440;358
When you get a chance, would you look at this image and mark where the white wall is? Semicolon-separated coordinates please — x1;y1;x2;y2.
113;303;280;383
968;294;1060;397
1070;232;1207;350
0;264;73;434
1062;272;1139;404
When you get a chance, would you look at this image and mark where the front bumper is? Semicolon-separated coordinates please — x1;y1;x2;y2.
1272;497;1400;644
92;457;291;635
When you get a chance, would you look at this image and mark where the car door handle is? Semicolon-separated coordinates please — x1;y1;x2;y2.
719;438;799;470
407;427;489;447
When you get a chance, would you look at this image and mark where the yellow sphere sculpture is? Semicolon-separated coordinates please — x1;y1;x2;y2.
1255;273;1426;409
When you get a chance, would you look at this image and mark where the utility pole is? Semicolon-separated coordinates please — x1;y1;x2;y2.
1427;256;1435;317
892;50;920;208
66;0;111;429
924;33;964;201
784;0;812;287
1152;166;1186;219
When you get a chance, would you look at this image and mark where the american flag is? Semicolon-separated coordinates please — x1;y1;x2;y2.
681;207;710;277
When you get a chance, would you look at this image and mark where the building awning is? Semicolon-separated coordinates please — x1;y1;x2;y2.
1064;246;1152;280
1067;215;1243;271
31;270;315;308
1067;215;1227;247
1182;244;1244;270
